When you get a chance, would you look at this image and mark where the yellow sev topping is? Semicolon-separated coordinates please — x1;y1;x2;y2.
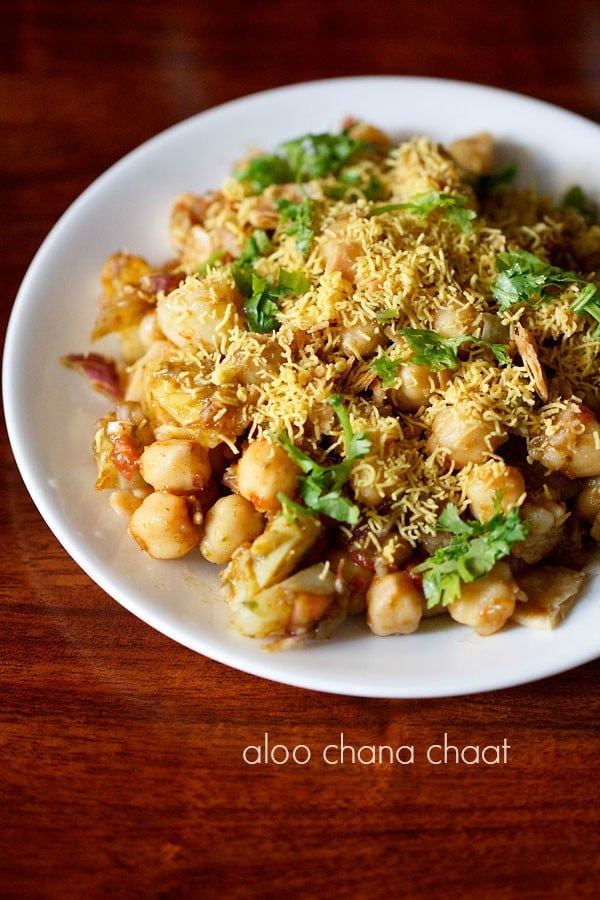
115;133;600;565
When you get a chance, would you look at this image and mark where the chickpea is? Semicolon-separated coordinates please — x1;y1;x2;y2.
139;440;211;493
448;561;521;636
463;460;526;522
567;418;600;478
341;321;381;358
575;476;600;522
433;298;480;339
511;493;568;564
366;571;423;636
322;237;362;283
449;132;493;176
388;362;436;413
528;403;600;479
128;491;201;559
572;225;600;271
237;437;300;513
426;405;507;468
200;495;264;564
346;121;391;149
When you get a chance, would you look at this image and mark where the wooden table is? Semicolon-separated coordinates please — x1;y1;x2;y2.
2;1;599;896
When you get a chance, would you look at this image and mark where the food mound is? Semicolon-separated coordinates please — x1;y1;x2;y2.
65;122;600;645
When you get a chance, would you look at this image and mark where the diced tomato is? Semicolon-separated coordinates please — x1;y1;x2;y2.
110;435;140;480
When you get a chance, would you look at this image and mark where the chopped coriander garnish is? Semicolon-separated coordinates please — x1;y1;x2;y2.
471;162;517;198
413;500;528;608
274;395;370;525
371;355;401;387
322;183;349;201
277;492;316;520
276;269;311;295
338;168;362;186
570;281;600;336
282;130;367;182
363;176;386;201
376;307;399;324
232;228;308;332
398;328;511;370
243;273;281;333
243;269;309;334
324;172;386;203
231;229;274;296
235;128;368;194
561;185;598;224
370;190;476;234
248;228;274;256
197;250;225;276
330;393;371;460
235;153;293;194
491;250;588;311
275;194;314;256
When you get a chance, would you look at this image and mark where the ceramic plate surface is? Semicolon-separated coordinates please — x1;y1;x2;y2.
4;76;600;697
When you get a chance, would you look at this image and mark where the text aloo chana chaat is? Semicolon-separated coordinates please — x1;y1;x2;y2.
65;122;600;644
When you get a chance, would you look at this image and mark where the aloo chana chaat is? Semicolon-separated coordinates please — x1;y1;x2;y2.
65;122;600;644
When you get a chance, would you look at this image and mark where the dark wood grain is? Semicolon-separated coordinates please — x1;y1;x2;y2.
2;1;599;897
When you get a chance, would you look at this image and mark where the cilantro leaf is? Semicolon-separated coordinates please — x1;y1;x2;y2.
246;228;274;256
413;500;528;608
197;250;225;276
370;190;476;234
376;307;399;324
329;394;371;459
570;282;600;336
232;229;307;331
363;176;387;201
471;162;517;199
491;250;584;311
398;328;510;370
371;355;401;387
243;273;281;333
275;195;314;256
282;130;367;182
243;269;310;333
274;396;370;525
277;269;310;294
231;229;273;296
235;128;368;194
324;172;386;203
235;154;293;194
561;185;598;224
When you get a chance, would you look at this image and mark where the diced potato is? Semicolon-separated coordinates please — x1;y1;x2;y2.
156;270;241;350
449;132;493;176
222;514;324;624
512;566;586;630
223;514;323;599
229;563;340;639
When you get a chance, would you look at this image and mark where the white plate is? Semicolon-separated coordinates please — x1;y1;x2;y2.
4;76;600;698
